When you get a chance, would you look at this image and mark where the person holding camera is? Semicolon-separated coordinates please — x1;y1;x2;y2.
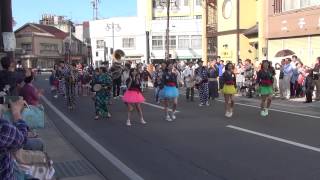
0;98;29;180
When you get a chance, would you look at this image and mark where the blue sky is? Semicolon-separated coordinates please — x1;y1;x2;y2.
13;0;137;29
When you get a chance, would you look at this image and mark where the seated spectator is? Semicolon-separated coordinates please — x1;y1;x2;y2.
0;99;29;180
19;71;43;106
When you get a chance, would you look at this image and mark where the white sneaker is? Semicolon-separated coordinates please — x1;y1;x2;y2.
260;109;266;117
53;95;58;98
225;111;232;118
265;108;269;116
199;103;204;107
171;112;176;120
206;102;210;106
126;120;131;126
141;119;147;124
166;115;173;122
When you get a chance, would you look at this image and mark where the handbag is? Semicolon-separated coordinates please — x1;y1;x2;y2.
14;149;55;180
2;104;45;129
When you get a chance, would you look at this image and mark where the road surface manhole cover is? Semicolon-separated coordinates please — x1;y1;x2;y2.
54;160;96;178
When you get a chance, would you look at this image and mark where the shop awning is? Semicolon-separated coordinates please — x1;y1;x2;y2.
243;24;258;38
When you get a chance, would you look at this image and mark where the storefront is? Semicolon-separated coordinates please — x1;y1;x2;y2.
266;1;320;66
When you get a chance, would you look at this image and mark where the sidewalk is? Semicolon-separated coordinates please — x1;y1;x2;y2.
37;114;105;180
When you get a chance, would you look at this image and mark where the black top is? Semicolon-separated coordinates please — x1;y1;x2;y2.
220;71;236;88
161;70;178;88
256;70;274;85
127;75;142;92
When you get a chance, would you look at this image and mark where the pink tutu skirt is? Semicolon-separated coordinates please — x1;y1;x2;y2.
122;90;145;103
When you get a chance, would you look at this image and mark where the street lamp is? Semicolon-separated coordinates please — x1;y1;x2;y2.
157;0;178;61
106;22;120;56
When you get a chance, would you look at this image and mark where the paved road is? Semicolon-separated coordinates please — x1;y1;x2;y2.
36;75;320;180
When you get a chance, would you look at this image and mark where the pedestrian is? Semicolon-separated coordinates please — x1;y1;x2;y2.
208;59;219;100
183;62;195;101
283;58;293;100
305;69;315;103
152;64;163;103
312;57;320;101
195;60;209;106
140;66;152;92
122;68;146;126
19;70;43;106
92;66;112;120
220;63;237;118
256;60;274;117
159;62;179;121
278;59;285;98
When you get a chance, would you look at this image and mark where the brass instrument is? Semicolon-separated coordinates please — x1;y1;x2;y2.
113;49;125;61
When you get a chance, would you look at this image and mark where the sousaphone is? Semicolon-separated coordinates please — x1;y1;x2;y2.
113;49;125;62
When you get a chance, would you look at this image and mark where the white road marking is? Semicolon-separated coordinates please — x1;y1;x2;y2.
217;100;320;119
119;95;180;113
227;125;320;153
41;96;144;180
142;101;180;113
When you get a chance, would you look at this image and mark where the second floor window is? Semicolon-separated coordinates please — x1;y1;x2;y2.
21;43;32;51
152;36;163;50
196;0;202;6
178;35;190;49
40;43;58;53
280;0;320;12
96;40;105;49
122;38;135;49
191;35;202;49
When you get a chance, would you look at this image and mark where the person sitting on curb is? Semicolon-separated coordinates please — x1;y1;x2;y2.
0;99;29;180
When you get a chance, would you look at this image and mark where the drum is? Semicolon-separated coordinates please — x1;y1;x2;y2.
93;84;102;92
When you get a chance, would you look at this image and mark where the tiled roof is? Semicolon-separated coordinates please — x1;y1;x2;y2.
32;24;68;39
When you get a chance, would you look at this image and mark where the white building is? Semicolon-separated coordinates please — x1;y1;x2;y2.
146;0;203;63
149;19;202;62
89;17;147;67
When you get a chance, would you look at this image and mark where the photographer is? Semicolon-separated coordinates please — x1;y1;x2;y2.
0;98;29;180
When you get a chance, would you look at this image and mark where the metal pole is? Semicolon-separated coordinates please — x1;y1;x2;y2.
112;22;115;51
69;23;72;64
165;0;170;61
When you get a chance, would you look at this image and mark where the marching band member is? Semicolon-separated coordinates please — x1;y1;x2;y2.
195;60;209;106
208;59;219;101
159;62;179;121
220;62;237;118
92;66;112;120
122;68;146;126
256;60;275;116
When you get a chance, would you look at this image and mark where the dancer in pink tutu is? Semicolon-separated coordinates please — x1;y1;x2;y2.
122;68;146;126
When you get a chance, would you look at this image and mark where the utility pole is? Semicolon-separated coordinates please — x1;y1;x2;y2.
0;0;14;62
165;0;170;62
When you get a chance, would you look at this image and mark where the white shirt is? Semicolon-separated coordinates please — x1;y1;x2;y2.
183;67;194;78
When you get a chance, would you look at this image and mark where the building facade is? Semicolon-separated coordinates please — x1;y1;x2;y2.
15;23;88;69
215;0;259;63
144;0;203;63
89;17;147;67
266;0;320;66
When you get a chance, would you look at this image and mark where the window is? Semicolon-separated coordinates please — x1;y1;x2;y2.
195;15;202;19
40;43;58;53
191;35;202;49
184;0;189;6
152;36;163;50
96;40;105;49
96;51;99;57
178;35;190;49
21;43;32;51
196;0;202;6
282;0;320;12
122;38;135;49
165;36;177;49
